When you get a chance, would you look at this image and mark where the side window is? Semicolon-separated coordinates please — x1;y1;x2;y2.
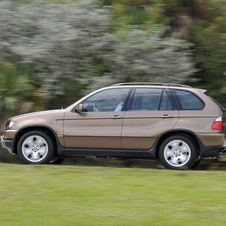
82;88;129;112
172;90;204;110
160;90;173;110
131;88;162;111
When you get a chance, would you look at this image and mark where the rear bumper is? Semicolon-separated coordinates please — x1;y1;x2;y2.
201;145;226;159
0;136;14;154
197;133;226;158
197;133;225;147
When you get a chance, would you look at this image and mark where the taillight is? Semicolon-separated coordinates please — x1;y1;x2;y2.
212;116;225;130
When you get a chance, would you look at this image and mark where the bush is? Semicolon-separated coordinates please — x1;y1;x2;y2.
0;0;196;107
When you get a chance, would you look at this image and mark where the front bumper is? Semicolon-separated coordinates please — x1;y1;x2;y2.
0;136;14;154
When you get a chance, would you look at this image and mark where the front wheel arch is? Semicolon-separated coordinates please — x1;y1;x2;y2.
17;130;55;164
13;126;58;156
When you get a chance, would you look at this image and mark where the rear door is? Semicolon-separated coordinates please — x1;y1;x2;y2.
122;87;179;149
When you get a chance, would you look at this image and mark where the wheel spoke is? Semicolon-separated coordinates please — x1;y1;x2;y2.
36;138;45;147
24;148;33;157
38;147;47;156
163;139;192;168
30;152;40;161
21;135;49;163
171;156;179;165
179;154;188;163
180;144;188;152
26;138;34;147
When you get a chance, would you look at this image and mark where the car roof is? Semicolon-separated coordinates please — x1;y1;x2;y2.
110;83;209;94
111;82;192;88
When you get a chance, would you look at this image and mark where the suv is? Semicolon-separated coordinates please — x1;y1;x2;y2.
1;83;225;169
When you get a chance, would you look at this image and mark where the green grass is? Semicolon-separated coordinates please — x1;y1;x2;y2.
1;164;226;226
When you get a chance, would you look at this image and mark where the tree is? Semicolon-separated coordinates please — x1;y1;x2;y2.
0;0;196;108
0;63;34;118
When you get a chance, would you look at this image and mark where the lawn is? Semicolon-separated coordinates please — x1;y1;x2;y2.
1;164;226;226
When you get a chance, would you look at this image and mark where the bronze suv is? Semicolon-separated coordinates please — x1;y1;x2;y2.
1;83;226;169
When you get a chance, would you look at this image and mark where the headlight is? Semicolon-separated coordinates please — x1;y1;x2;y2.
5;121;16;130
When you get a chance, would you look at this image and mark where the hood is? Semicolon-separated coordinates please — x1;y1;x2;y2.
9;109;65;120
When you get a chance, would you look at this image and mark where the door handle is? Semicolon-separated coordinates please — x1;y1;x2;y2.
111;115;123;119
161;114;172;118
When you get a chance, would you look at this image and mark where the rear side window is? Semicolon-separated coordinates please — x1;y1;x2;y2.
131;88;173;111
132;88;162;111
171;89;204;110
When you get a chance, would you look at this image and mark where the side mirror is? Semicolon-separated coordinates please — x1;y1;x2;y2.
76;104;83;113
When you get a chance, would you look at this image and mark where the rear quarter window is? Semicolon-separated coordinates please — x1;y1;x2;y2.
171;89;205;110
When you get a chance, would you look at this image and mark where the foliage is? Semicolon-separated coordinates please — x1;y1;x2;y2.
0;0;196;109
0;0;112;107
3;0;226;110
102;0;226;107
189;1;226;105
85;28;196;93
147;0;226;106
0;63;34;118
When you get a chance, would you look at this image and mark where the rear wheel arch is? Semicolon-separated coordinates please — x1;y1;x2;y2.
13;126;58;156
155;130;200;159
159;135;197;169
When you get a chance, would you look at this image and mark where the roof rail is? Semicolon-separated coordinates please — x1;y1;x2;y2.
111;82;192;88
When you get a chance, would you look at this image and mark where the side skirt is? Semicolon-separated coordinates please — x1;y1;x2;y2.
57;147;156;159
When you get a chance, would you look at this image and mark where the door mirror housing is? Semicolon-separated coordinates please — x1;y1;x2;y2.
76;104;83;113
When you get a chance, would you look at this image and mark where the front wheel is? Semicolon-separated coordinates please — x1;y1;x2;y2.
17;131;55;164
159;135;197;170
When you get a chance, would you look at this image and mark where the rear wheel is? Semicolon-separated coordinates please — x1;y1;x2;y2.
159;135;197;170
17;131;54;164
190;158;202;170
49;157;64;165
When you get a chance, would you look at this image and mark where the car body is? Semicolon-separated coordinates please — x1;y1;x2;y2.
1;83;226;169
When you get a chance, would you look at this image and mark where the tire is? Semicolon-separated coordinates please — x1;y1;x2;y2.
190;158;202;170
159;135;197;170
17;131;55;164
49;157;64;165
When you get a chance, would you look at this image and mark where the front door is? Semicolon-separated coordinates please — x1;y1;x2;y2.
63;88;130;149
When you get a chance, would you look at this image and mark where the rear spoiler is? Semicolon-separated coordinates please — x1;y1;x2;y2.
204;90;211;95
204;90;225;111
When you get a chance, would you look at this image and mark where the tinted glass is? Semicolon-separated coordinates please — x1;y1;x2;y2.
173;90;204;110
131;88;162;111
82;88;129;112
160;90;173;110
